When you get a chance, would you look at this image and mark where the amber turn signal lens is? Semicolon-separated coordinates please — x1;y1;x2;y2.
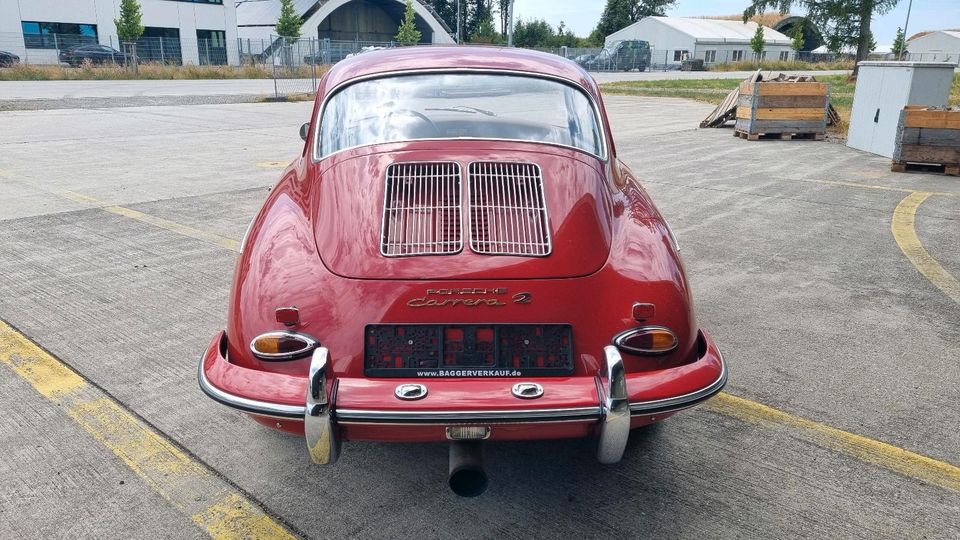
250;332;318;360
613;327;678;355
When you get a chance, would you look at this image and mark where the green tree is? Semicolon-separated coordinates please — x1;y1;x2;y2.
114;0;144;42
750;24;765;59
891;26;906;57
396;0;423;44
512;18;556;48
743;0;901;75
791;20;805;51
275;0;302;39
591;0;676;44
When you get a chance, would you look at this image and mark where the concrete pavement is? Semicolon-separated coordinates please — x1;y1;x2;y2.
0;97;957;538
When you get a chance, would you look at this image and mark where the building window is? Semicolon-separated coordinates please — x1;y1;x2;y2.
779;51;790;61
197;29;227;65
760;51;768;60
704;50;717;63
732;50;744;62
673;50;689;62
138;27;182;64
21;21;98;49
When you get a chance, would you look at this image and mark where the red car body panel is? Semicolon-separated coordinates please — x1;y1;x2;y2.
199;46;725;460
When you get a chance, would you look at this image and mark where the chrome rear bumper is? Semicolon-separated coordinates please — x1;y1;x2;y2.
199;340;727;465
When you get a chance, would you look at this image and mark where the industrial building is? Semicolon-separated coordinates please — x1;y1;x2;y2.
907;30;960;64
0;0;239;65
604;17;793;66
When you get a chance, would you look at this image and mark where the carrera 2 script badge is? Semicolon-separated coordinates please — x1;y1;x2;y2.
407;288;532;308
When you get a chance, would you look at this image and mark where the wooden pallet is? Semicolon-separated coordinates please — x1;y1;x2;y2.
891;161;960;176
734;130;824;141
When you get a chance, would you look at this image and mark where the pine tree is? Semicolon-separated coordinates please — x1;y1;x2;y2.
114;0;144;42
791;20;805;51
891;26;906;58
275;0;302;39
396;0;423;44
750;24;765;60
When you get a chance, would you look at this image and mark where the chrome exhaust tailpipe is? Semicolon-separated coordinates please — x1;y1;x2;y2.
448;441;488;497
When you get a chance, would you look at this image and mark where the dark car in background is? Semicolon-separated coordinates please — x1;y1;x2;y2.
59;45;129;67
0;51;20;67
581;40;651;72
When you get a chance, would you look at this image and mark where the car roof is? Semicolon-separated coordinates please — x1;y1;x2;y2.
319;46;601;101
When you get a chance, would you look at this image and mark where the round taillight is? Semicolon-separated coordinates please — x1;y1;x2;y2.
613;326;678;355
250;332;318;360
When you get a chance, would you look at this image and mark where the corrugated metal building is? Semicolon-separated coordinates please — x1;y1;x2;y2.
907;30;960;64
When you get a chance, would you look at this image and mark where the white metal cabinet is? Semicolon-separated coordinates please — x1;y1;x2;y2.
846;61;954;158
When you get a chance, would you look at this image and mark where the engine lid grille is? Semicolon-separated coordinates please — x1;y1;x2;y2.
468;162;551;256
380;162;462;257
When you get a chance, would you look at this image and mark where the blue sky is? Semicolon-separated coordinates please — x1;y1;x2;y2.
511;0;960;44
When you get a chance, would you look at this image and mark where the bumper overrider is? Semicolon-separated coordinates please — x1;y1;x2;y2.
198;330;727;465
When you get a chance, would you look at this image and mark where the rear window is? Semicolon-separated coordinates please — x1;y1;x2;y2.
318;73;604;158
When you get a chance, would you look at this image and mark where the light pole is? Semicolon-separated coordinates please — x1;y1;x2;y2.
507;0;515;47
900;0;913;60
456;0;461;44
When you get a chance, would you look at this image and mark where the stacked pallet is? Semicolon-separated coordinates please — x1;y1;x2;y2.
892;106;960;176
735;80;830;140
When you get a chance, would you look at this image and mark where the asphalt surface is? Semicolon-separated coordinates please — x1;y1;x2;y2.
0;95;958;538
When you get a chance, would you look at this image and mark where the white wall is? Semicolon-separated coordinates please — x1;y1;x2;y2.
908;31;960;64
1;0;239;65
605;18;793;65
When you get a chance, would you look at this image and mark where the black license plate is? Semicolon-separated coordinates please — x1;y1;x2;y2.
364;324;574;377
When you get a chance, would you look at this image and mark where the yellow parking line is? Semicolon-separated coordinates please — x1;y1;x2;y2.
891;192;960;305
61;191;240;252
705;393;960;492
0;319;297;539
256;161;288;169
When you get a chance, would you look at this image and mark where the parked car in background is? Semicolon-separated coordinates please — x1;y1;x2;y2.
59;45;129;66
0;51;20;67
582;40;651;71
198;46;726;498
572;52;596;65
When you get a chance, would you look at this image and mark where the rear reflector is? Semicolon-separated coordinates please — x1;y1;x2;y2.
613;326;678;355
631;302;655;321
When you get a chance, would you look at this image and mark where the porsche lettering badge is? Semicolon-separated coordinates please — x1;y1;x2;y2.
407;288;532;307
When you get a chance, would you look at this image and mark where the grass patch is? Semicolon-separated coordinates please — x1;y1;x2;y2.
709;59;856;72
600;74;960;137
0;62;327;81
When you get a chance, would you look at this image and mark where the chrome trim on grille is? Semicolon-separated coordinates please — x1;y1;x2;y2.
467;161;552;256
629;349;728;415
334;406;602;424
380;161;463;257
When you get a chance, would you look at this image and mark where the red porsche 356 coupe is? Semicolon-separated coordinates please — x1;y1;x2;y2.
199;46;726;496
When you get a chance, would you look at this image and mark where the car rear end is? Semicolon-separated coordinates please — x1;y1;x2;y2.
198;52;726;495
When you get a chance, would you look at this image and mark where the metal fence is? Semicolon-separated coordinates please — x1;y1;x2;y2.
0;31;230;66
